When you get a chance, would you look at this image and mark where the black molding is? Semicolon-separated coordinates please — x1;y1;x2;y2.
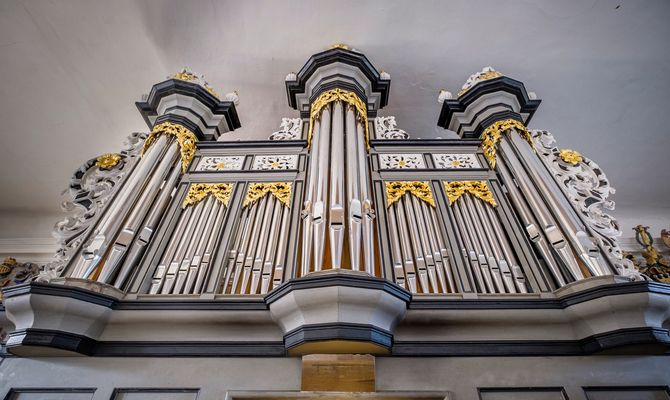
286;47;390;109
1;282;268;311
5;328;285;357
437;76;541;136
264;273;412;305
135;79;241;138
197;139;307;149
284;322;393;350
409;281;670;309
392;327;670;356
370;138;482;147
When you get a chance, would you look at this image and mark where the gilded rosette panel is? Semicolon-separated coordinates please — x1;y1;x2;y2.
182;183;233;208
559;149;583;165
444;181;497;207
243;182;292;208
385;181;435;208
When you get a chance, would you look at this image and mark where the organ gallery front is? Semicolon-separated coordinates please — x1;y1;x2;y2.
1;46;669;399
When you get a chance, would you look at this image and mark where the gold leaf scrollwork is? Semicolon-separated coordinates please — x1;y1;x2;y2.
308;88;369;150
142;122;198;173
444;181;497;208
182;183;233;209
457;70;503;97
244;182;292;208
95;153;122;170
559;149;583;165
385;181;435;208
480;119;534;169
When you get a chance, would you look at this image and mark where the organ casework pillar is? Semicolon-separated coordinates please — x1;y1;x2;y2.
63;70;241;289
438;67;635;287
285;45;390;277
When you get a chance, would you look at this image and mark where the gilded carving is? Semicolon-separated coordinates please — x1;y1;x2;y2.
196;156;244;171
458;67;503;97
444;181;497;207
432;153;480;169
173;68;219;98
379;154;425;169
95;153;122;170
625;225;670;283
182;183;233;208
309;88;369;150
243;182;292;208
252;155;299;170
480;119;533;168
143;121;198;173
559;149;583;165
385;181;435;208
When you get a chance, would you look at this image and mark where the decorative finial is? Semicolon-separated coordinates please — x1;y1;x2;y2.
380;70;391;80
458;66;503;97
438;90;453;104
330;43;350;50
225;91;240;105
285;72;297;82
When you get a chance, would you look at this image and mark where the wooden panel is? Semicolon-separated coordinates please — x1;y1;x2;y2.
301;354;375;392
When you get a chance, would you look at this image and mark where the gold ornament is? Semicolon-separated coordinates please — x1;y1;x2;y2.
480;119;533;169
173;70;219;99
142;122;198;173
243;182;292;208
0;257;17;276
457;69;503;97
559;149;583;165
182;183;233;209
308;88;369;150
330;43;350;50
95;153;122;170
385;181;435;208
444;181;497;207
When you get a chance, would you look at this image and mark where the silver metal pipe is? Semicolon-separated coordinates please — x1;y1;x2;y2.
345;105;362;271
497;159;567;287
462;195;505;293
114;163;181;288
428;205;456;292
471;199;516;293
255;197;279;294
401;197;429;292
356;120;374;275
508;133;607;276
454;200;492;293
242;195;268;294
261;199;283;294
149;202;190;294
482;204;527;293
300;116;321;276
155;204;195;294
499;138;584;282
411;196;438;293
231;201;259;294
387;202;406;288
272;202;290;289
394;202;416;292
184;199;220;294
73;135;173;279
312;105;331;272
169;197;210;294
420;201;447;293
196;200;226;294
329;101;345;269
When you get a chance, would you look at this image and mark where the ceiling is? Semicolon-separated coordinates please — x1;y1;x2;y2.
0;0;668;231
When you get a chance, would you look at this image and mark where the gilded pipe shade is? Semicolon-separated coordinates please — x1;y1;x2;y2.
385;181;436;208
480;119;533;169
444;181;497;207
142;121;198;173
243;182;292;208
308;88;369;150
182;183;233;208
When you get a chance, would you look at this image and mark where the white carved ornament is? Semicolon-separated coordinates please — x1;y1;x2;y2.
374;116;410;139
432;153;481;169
379;154;425;169
196;156;244;171
531;130;646;281
269;118;303;140
252;155;299;170
39;132;146;282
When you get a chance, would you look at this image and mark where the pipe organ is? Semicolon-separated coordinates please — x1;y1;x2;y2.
4;45;668;397
39;47;643;300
